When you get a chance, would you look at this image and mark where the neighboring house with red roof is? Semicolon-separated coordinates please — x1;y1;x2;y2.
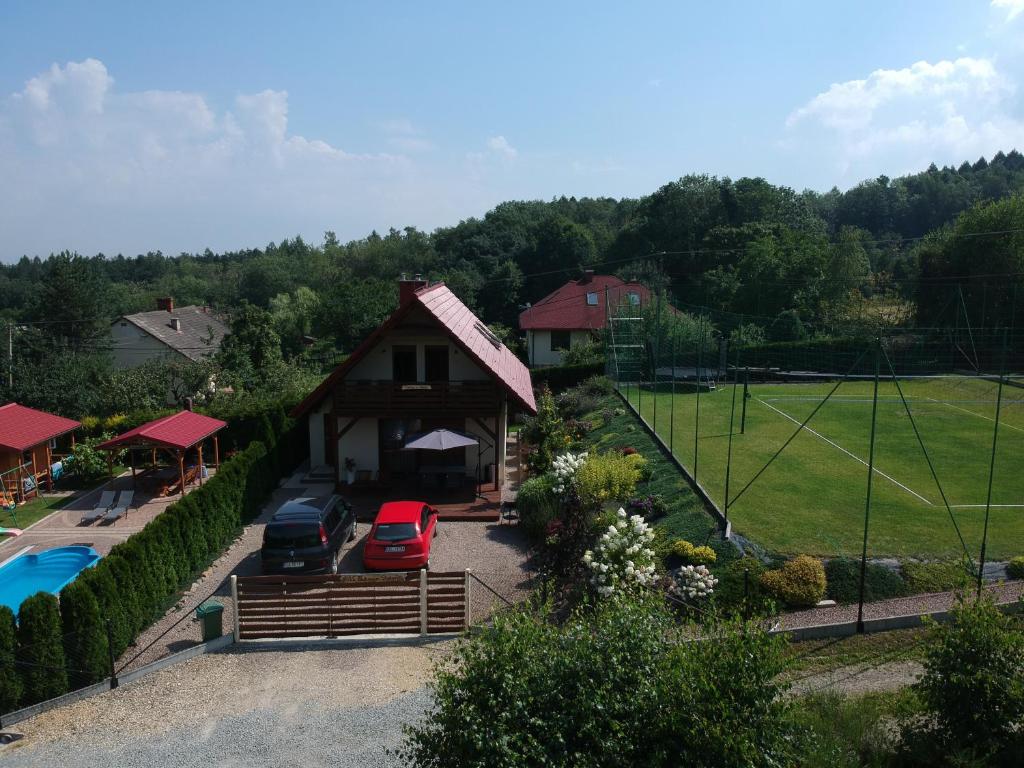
0;403;80;501
291;277;536;489
518;272;652;366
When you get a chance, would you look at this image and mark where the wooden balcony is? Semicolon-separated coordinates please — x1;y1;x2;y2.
333;380;501;416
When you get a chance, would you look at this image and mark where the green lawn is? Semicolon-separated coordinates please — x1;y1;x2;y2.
622;376;1024;559
0;492;76;531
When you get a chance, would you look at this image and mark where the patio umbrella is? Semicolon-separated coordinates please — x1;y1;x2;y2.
402;428;478;451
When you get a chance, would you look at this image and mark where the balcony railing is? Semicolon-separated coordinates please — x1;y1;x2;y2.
333;380;500;415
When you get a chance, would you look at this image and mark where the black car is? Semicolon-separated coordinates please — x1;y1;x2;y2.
260;495;356;574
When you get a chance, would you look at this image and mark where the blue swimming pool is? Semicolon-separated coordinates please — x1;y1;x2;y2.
0;546;101;614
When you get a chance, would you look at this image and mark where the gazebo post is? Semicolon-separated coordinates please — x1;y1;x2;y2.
197;443;204;486
44;441;53;491
30;450;38;496
130;448;137;489
213;435;220;469
178;450;186;496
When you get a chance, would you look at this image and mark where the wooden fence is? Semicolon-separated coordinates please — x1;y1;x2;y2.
231;570;470;640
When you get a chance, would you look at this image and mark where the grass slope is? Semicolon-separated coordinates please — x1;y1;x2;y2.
581;393;735;561
623;377;1024;559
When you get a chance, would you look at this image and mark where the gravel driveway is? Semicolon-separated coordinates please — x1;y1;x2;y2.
3;643;451;768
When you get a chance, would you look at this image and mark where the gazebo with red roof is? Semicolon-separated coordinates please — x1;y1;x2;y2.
0;403;81;501
97;408;226;496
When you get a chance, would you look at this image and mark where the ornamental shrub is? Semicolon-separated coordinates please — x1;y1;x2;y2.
1006;556;1024;580
0;606;21;713
672;539;718;566
713;556;773;615
520;386;567;474
824;557;907;603
551;451;587;496
516;475;560;542
77;566;130;658
575;451;643;509
904;596;1024;762
17;592;68;705
668;564;718;602
760;555;826;608
901;560;971;593
582;508;658;596
398;594;798;767
59;580;109;687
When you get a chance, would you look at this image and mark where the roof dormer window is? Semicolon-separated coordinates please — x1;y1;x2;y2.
586;292;599;306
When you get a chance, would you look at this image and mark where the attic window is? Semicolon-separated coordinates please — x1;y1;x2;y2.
628;292;640;306
474;320;503;349
586;292;599;306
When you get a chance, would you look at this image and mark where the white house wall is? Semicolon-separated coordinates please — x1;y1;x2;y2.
345;332;487;382
463;416;497;480
526;329;595;367
308;404;327;469
110;321;180;369
337;417;379;480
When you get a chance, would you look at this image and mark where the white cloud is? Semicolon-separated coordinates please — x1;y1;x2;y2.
992;0;1024;22
0;59;489;258
785;57;1024;180
486;134;517;158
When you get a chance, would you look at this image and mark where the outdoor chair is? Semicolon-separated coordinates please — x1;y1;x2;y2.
103;490;134;523
81;490;116;524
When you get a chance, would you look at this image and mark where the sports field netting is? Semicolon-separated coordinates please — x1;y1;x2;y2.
607;294;1024;560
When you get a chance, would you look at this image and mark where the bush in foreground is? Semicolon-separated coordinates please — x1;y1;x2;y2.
398;594;798;767
0;606;21;712
17;593;68;705
903;597;1024;764
1007;555;1024;580
760;555;826;608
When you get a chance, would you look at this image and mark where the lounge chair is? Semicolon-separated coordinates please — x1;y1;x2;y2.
82;490;116;523
103;490;134;523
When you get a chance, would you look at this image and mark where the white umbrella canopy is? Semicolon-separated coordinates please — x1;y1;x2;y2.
402;428;479;451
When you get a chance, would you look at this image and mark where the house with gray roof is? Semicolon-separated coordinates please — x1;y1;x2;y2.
110;297;229;369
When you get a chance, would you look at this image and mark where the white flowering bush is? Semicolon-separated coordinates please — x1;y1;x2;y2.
582;508;657;596
669;564;718;601
551;451;587;496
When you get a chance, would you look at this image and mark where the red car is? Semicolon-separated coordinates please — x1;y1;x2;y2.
362;501;438;571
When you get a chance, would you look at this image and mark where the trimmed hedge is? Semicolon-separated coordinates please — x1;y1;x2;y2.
1;414;307;715
17;593;68;705
0;606;21;712
530;360;606;392
824;558;907;604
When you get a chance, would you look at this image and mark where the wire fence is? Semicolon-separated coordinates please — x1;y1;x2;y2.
606;289;1023;619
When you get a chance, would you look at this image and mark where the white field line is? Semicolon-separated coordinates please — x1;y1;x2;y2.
926;397;1024;435
755;398;934;506
949;504;1024;509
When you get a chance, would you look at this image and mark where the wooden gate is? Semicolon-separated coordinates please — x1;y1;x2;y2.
231;570;470;640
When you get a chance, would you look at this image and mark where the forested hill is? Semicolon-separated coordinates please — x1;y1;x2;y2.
4;150;1024;351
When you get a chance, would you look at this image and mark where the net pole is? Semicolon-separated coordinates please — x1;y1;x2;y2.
670;331;676;457
856;338;882;634
694;313;704;482
976;327;1008;599
740;367;749;434
722;340;742;528
653;290;662;434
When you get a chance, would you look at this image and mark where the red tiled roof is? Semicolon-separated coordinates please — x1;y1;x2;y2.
96;411;226;452
292;282;536;417
518;275;652;330
0;403;80;452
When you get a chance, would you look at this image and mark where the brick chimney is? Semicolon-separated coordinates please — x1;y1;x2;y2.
398;273;428;305
578;269;595;285
156;297;174;312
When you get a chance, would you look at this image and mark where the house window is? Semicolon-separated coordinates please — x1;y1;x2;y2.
392;345;417;382
586;292;599;306
424;345;449;382
628;292;640;306
550;330;571;351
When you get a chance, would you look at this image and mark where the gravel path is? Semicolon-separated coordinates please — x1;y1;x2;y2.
788;659;924;697
778;580;1024;630
3;643;450;768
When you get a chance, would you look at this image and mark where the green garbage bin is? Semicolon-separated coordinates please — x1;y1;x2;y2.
196;601;224;642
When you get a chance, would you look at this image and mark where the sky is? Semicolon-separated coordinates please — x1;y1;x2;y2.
1;0;1023;260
